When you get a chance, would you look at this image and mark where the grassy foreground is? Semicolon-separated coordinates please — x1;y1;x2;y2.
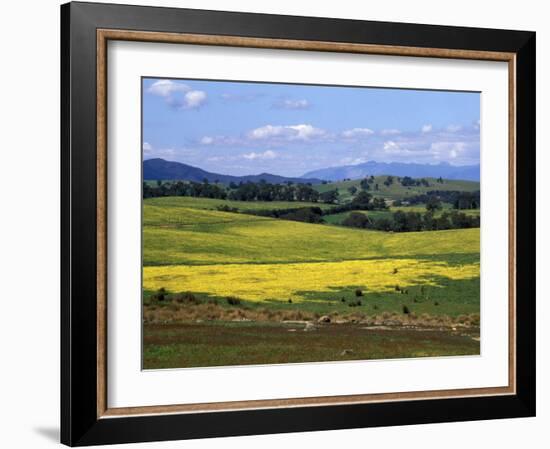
144;322;479;369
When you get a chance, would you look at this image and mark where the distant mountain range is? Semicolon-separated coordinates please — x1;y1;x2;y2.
143;158;323;184
302;160;480;182
144;158;480;185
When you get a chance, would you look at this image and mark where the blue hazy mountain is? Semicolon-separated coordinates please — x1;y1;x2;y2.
143;158;323;184
302;161;480;182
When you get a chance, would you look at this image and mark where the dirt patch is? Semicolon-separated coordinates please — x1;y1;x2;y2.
143;302;480;330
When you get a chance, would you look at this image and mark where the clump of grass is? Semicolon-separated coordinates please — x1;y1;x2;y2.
341;297;346;303
348;300;362;307
395;285;401;292
174;292;199;304
392;268;398;274
355;288;363;297
402;305;410;314
226;296;241;306
434;301;439;306
288;298;293;304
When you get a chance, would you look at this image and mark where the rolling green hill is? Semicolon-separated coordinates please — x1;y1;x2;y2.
143;201;479;266
315;176;479;202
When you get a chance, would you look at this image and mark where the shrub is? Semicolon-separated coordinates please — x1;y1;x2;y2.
355;288;363;297
278;207;324;224
402;305;410;314
153;287;167;302
342;211;369;228
226;296;241;306
434;301;439;306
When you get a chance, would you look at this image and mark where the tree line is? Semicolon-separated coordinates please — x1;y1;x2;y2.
143;180;228;199
342;209;479;232
403;190;480;209
143;179;342;203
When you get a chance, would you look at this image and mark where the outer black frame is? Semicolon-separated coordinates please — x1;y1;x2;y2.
61;1;536;446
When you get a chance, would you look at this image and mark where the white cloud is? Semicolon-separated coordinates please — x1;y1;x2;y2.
247;125;285;139
145;147;176;158
147;79;207;109
200;136;214;145
183;90;207;109
274;99;310;110
147;80;189;97
289;124;325;140
380;129;401;135
247;124;325;141
241;150;278;160
381;140;440;159
446;124;462;133
430;141;470;161
421;124;433;133
143;142;153;153
383;140;400;152
341;128;374;138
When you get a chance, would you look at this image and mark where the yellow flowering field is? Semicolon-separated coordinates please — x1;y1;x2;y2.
143;257;479;303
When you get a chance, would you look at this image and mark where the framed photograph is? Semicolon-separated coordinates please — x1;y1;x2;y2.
61;1;536;446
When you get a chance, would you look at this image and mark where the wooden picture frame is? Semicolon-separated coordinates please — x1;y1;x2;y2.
61;1;536;446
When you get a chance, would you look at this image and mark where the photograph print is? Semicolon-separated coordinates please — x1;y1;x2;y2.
141;77;481;369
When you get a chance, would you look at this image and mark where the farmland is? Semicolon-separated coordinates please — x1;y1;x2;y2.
143;194;480;368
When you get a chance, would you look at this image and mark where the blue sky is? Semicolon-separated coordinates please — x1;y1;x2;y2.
143;77;480;177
